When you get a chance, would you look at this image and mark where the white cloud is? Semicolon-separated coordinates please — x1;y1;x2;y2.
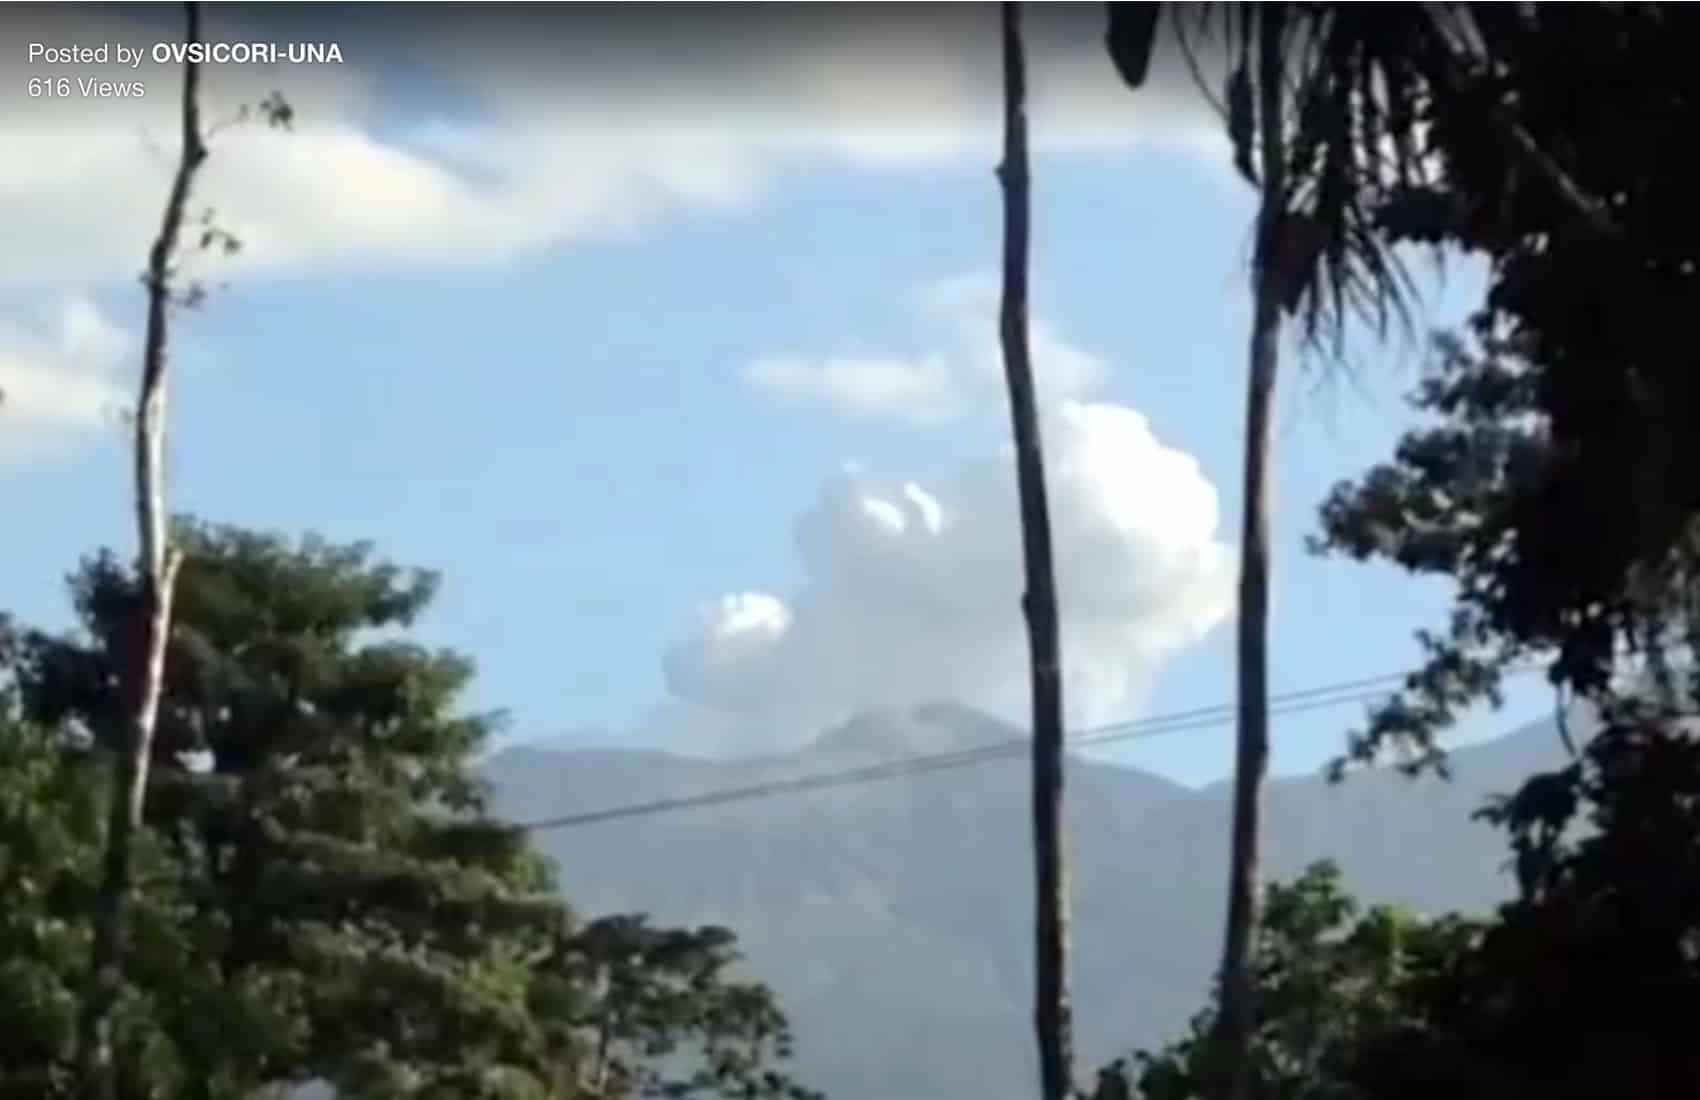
663;401;1235;743
0;7;1226;287
744;272;1109;423
742;354;959;424
0;298;130;461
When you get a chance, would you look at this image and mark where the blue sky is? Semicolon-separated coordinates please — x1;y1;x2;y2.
0;4;1547;787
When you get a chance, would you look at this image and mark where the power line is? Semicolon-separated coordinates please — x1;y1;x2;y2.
516;665;1536;833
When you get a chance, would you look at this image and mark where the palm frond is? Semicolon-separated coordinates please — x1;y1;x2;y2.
1173;3;1453;367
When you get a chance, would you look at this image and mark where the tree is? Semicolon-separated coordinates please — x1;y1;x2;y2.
1287;10;1700;1087
19;523;568;1096
1088;862;1474;1100
0;702;106;1098
0;634;198;1100
1109;10;1699;1086
0;720;88;1096
1108;3;1446;1086
78;6;207;1095
1314;2;1700;775
12;522;818;1100
1345;705;1700;1100
549;916;818;1100
1127;3;1666;1088
1091;752;1700;1100
996;5;1074;1098
1208;11;1290;1096
1147;7;1431;1093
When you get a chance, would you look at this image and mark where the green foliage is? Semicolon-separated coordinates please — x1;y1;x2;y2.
0;704;194;1100
15;521;562;1096
1097;19;1700;1092
1315;3;1700;774
0;713;98;1098
2;522;817;1100
1350;692;1700;1100
1172;11;1700;1096
1089;863;1474;1100
1097;812;1700;1099
550;916;819;1100
1310;327;1551;775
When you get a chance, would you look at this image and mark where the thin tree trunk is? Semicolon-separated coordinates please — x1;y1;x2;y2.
591;964;614;1097
1212;5;1287;1100
77;6;205;1097
996;6;1074;1100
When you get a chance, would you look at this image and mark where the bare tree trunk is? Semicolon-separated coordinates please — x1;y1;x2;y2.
591;964;614;1097
77;6;205;1097
997;6;1074;1100
1212;5;1287;1100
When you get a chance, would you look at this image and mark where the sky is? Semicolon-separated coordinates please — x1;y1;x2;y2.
0;3;1550;788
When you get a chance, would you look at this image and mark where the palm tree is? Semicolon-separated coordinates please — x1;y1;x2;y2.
1116;5;1435;1096
1212;10;1290;1099
1107;6;1628;1098
1199;6;1436;1094
77;5;206;1097
996;5;1073;1098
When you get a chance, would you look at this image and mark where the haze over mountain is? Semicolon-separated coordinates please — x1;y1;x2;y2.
486;706;1576;1100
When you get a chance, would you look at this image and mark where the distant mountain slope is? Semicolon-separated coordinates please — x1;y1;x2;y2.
485;708;1573;1100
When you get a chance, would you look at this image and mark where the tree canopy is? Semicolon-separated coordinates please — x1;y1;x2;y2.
1317;2;1700;771
0;522;817;1100
1088;7;1700;1098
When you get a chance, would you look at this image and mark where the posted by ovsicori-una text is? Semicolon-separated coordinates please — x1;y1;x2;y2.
24;39;344;100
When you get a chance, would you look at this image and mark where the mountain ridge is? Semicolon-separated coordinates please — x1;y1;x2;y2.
486;706;1570;1100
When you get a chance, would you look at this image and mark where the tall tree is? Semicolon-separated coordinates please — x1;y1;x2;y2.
996;5;1074;1098
29;524;566;1096
1291;11;1700;1091
78;6;206;1096
1211;9;1291;1097
15;522;819;1099
1116;7;1435;1095
1314;1;1700;775
1089;861;1474;1100
1112;13;1425;1091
